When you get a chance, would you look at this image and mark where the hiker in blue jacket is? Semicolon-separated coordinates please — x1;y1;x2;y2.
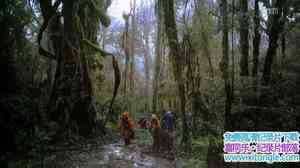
161;110;175;132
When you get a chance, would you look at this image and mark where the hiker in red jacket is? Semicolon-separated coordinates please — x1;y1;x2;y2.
138;117;148;129
117;111;134;145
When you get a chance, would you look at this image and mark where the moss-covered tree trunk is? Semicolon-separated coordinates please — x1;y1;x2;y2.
239;0;249;76
262;0;285;85
162;0;190;146
220;0;232;130
122;14;130;97
129;0;136;112
51;0;94;136
153;0;163;115
0;16;17;97
0;2;18;155
142;19;151;114
252;0;260;77
44;0;110;137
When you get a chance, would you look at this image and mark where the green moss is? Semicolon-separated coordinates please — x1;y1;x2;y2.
88;0;111;27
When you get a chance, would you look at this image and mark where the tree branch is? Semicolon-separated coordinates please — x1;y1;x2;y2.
38;0;61;60
82;38;113;57
39;46;56;59
82;38;120;128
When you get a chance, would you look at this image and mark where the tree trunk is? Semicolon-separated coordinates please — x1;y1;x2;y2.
0;20;17;96
64;0;95;136
220;2;234;167
239;0;249;76
194;0;214;77
143;24;151;114
122;14;130;97
152;0;163;115
45;0;112;137
220;0;232;130
129;0;136;97
162;0;190;146
252;0;260;77
281;5;288;67
262;0;285;85
281;32;286;66
127;0;136;113
39;0;62;123
0;5;18;155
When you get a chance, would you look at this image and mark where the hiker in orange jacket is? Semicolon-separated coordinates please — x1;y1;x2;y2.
117;111;134;145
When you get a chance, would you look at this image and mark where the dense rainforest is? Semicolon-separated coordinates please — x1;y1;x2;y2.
0;0;300;167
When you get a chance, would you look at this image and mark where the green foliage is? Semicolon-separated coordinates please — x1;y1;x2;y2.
0;0;31;26
10;160;33;168
1;94;52;167
89;0;111;27
176;136;209;167
79;0;111;41
286;24;300;61
191;0;214;53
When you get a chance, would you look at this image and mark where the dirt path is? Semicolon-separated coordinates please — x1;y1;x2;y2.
45;139;174;168
95;142;174;168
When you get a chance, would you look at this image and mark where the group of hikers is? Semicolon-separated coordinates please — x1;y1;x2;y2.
117;110;176;151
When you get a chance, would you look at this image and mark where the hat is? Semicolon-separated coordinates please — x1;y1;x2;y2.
122;111;129;118
151;114;158;119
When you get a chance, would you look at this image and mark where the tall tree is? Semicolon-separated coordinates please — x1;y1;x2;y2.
193;0;214;77
141;2;151;114
220;0;232;130
122;14;130;96
184;0;212;137
280;3;288;66
262;0;285;85
129;0;136;97
162;0;190;146
239;0;249;76
152;0;163;114
39;0;111;136
252;0;261;76
124;0;137;113
0;0;31;155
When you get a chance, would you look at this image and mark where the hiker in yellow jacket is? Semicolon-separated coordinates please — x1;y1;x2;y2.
150;114;161;151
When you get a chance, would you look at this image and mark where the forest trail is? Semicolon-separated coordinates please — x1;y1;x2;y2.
45;138;174;168
95;142;173;168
